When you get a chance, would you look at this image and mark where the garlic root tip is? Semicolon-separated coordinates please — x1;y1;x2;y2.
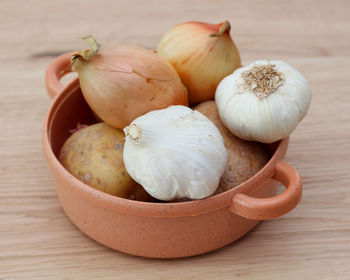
125;124;142;144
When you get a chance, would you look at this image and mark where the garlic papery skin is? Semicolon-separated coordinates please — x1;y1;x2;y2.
157;20;241;105
215;60;312;143
123;105;228;201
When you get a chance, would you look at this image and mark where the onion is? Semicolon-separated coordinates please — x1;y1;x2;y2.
157;20;241;105
71;36;188;129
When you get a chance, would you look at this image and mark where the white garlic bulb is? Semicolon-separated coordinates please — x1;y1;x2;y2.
215;60;312;143
123;105;228;201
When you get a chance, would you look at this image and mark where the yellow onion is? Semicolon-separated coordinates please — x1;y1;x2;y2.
71;36;188;129
157;20;241;105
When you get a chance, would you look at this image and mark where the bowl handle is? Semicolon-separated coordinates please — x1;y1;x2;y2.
229;161;302;220
45;52;72;99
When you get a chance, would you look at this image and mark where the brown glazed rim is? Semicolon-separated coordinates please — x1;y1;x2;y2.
42;77;289;218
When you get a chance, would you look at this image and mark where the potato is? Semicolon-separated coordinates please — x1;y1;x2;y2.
59;122;153;201
194;101;270;194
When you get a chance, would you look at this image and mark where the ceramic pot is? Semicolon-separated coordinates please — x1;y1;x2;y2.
43;53;302;258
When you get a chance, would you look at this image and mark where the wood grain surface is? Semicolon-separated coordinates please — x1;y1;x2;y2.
1;0;350;279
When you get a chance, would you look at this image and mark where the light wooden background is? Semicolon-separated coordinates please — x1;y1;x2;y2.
1;0;349;279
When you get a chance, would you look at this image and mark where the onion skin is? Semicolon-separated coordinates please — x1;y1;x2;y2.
157;21;241;105
71;45;188;129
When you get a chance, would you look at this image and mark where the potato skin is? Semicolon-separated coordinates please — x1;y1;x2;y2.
194;101;270;194
59;122;153;201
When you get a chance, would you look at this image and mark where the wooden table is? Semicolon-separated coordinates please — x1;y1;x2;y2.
1;0;349;279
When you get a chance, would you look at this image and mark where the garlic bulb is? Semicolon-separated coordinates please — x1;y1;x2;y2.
123;105;228;201
215;60;312;143
157;20;241;105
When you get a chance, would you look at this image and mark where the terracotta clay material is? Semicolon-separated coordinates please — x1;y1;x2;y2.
43;53;302;258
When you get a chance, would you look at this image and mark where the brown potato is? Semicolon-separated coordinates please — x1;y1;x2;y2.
194;101;270;194
59;122;153;201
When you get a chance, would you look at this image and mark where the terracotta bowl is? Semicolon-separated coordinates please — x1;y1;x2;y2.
43;53;302;259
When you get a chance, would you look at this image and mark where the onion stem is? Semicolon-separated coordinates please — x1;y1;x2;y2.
209;20;231;37
71;35;101;68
